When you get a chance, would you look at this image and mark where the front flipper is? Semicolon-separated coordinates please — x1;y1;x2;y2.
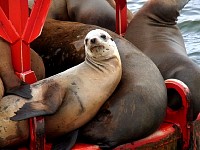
6;82;32;99
10;83;65;121
51;130;79;150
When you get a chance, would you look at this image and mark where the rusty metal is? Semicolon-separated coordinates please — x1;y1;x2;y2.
114;123;181;150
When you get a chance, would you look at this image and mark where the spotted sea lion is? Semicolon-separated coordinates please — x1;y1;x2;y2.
0;29;122;148
28;0;133;32
0;38;45;99
124;0;200;119
30;19;167;149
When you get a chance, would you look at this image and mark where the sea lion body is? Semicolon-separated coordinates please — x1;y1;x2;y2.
28;0;133;32
124;0;200;119
31;19;167;149
0;29;122;148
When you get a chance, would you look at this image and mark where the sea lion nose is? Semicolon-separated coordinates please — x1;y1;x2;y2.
90;38;96;44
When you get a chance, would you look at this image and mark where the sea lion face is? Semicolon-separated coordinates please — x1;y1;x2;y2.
84;29;118;61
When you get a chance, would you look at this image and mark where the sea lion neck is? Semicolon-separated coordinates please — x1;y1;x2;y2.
85;54;120;72
142;0;180;24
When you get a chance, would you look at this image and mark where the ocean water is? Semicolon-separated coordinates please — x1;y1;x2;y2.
127;0;200;65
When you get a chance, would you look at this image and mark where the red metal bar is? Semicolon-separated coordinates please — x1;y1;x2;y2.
115;0;127;35
164;79;192;150
0;1;9;17
8;0;28;36
0;0;34;78
23;0;52;43
0;0;50;149
0;6;18;43
45;143;101;150
5;0;31;75
72;143;101;150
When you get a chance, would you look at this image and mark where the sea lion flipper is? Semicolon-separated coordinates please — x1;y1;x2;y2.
51;130;79;150
10;101;50;121
10;99;62;121
10;83;64;121
6;82;32;99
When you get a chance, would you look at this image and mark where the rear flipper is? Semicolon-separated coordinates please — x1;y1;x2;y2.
51;130;79;150
10;83;64;121
5;82;32;99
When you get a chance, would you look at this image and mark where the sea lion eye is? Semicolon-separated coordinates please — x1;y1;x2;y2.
100;34;106;40
85;38;88;45
111;38;113;41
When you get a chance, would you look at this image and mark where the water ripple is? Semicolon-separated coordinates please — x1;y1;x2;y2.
178;20;200;33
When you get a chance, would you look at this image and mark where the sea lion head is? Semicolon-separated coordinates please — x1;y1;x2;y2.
84;29;119;61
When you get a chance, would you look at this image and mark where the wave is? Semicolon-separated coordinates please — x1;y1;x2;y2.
188;52;200;66
178;20;200;33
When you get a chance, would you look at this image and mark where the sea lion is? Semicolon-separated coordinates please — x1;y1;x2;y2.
31;19;167;149
0;29;122;148
28;0;133;32
124;0;200;119
0;38;45;98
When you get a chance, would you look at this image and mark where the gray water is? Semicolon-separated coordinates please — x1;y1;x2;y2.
127;0;200;65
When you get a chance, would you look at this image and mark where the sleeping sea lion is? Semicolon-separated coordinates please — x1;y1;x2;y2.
28;0;134;32
31;19;167;149
124;0;200;119
0;29;122;148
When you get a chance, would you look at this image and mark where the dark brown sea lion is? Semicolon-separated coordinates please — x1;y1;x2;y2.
0;38;45;98
31;19;167;149
28;0;133;32
124;0;200;119
0;29;122;148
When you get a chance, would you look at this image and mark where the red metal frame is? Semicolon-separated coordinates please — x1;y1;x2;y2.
164;79;192;149
115;0;127;35
0;0;196;149
0;0;51;149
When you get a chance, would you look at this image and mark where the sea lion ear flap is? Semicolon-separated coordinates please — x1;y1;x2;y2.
5;82;32;99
